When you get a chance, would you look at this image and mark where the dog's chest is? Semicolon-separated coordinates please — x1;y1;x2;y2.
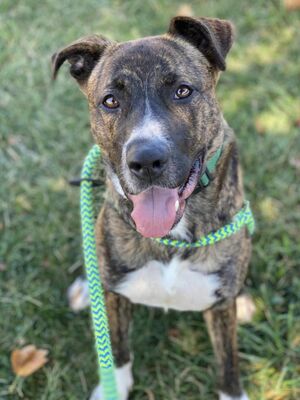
115;257;220;311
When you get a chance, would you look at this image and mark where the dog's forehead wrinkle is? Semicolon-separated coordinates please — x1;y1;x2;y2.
110;38;187;75
97;46;204;97
91;35;212;99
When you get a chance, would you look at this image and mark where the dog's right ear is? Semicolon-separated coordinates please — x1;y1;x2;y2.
51;35;112;92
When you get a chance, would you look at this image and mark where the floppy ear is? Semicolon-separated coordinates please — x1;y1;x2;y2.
168;16;234;71
51;35;112;91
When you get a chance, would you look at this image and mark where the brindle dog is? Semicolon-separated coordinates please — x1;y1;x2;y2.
52;16;251;400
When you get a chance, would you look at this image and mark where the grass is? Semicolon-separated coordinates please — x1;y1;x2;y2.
0;0;300;398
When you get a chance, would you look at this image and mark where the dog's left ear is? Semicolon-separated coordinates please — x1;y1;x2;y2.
168;16;234;71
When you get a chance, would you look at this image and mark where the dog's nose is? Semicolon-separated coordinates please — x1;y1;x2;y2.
126;139;170;180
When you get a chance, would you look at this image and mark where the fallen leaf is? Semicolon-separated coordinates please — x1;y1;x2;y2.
289;157;300;170
8;135;21;145
168;328;180;338
294;118;300;127
236;294;256;324
265;389;296;400
176;4;194;16
292;334;300;347
67;277;90;312
15;195;32;211
254;118;266;134
144;388;155;400
11;345;49;377
0;262;6;271
284;0;300;10
259;197;280;221
49;177;68;192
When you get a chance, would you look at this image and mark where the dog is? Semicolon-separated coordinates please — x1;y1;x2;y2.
52;16;252;400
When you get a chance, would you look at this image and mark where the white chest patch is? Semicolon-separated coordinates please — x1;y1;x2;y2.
115;257;220;311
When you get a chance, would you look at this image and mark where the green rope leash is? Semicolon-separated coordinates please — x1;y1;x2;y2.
155;200;255;248
79;144;254;400
80;145;118;400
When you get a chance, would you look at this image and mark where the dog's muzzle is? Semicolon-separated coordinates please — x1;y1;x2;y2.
128;157;202;238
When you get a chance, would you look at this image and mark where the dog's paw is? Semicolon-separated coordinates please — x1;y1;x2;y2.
90;362;133;400
236;294;256;324
67;277;90;312
219;392;249;400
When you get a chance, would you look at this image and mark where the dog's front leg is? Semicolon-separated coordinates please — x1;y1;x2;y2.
90;291;133;400
204;300;249;400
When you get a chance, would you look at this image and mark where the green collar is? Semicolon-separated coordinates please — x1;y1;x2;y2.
198;145;223;189
154;144;255;248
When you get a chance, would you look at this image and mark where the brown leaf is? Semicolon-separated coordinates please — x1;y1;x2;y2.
254;118;266;135
11;345;49;377
168;328;180;338
176;4;194;16
294;118;300;127
284;0;300;10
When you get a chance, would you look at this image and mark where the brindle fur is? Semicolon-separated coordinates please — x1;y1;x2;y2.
53;16;251;398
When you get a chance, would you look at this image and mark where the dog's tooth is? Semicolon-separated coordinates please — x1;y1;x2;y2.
175;200;179;211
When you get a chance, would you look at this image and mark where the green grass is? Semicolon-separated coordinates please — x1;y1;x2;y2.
1;0;300;399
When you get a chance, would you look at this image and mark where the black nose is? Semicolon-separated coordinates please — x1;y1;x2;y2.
126;139;170;180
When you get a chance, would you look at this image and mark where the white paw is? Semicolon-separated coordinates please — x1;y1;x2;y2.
67;277;90;312
219;391;249;400
90;361;133;400
236;294;256;324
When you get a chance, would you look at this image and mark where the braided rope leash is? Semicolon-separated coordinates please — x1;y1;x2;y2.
79;144;255;400
155;200;255;248
80;145;118;400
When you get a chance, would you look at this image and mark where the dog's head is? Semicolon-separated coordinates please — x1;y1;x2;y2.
52;17;234;238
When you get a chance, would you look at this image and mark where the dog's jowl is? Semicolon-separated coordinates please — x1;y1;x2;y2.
53;16;251;400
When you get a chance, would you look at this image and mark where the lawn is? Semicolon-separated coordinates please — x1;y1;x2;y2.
0;0;299;399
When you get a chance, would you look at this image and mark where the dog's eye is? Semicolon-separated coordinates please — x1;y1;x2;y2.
102;95;120;109
174;85;193;100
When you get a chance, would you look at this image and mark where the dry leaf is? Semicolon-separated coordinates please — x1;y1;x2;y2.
144;388;155;400
236;294;256;324
294;118;300;127
49;177;68;192
265;389;296;400
0;262;6;271
176;4;194;16
15;195;32;211
67;277;90;312
8;135;21;145
259;197;280;221
254;118;266;134
292;334;300;347
284;0;300;10
11;345;49;377
168;328;180;338
289;157;300;170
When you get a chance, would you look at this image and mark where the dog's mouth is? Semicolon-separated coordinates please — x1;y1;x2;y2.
128;158;201;238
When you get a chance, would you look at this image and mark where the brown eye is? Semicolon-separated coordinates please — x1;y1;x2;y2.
102;95;119;109
174;85;193;100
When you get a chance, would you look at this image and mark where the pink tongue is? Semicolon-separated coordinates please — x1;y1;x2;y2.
129;187;179;238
